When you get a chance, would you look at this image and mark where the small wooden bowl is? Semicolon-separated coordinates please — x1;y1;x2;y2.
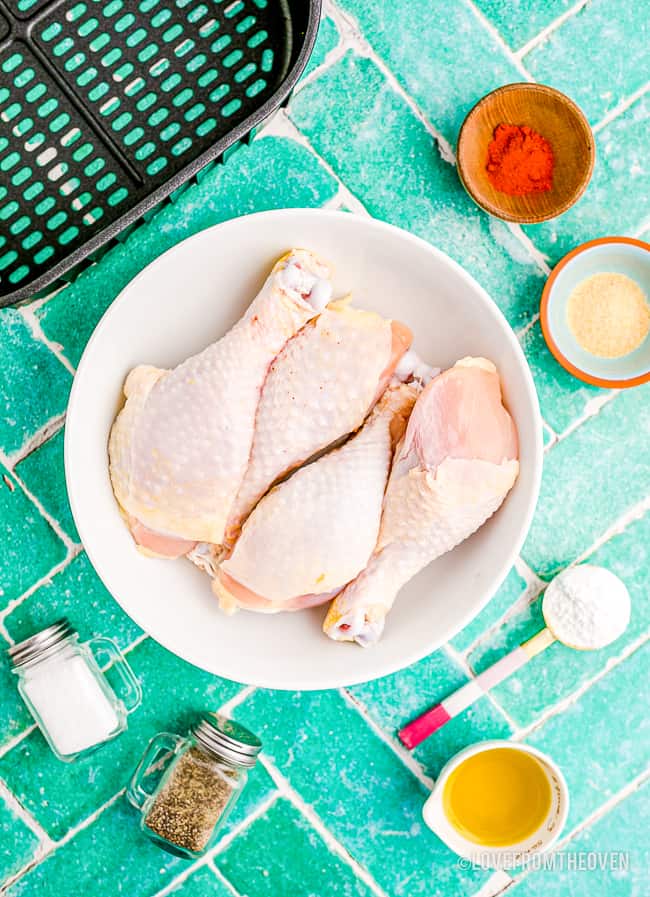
457;83;595;224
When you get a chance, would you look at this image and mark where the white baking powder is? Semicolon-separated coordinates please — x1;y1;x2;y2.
542;564;631;650
22;652;121;756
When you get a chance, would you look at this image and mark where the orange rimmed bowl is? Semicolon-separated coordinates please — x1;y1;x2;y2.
541;237;650;388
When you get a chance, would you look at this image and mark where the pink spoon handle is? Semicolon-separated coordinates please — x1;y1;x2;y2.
398;628;555;750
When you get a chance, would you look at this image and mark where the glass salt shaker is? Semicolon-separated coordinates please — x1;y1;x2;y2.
128;713;262;858
8;618;142;762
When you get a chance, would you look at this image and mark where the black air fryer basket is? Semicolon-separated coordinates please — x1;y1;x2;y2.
0;0;321;306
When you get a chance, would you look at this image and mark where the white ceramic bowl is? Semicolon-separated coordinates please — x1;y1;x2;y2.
65;209;542;689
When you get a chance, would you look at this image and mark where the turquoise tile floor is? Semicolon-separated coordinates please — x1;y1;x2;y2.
0;2;649;895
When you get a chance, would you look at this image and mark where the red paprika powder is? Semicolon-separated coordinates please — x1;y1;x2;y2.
486;123;554;196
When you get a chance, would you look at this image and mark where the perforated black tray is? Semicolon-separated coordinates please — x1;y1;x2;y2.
0;0;320;306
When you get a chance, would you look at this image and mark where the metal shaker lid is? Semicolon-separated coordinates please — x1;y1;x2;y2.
8;618;77;669
193;713;262;768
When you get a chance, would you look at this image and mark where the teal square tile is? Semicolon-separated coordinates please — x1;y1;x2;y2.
0;792;40;882
337;0;523;143
234;688;491;895
469;512;650;727
522;383;650;578
451;566;527;653
0;634;33;750
524;95;650;265
216;762;276;844
3;551;143;651
508;778;650;896
523;0;650;125
15;429;78;543
289;51;546;329
6;801;183;897
473;0;576;49
37;136;338;367
299;15;339;82
0;638;242;839
524;642;650;832
520;322;602;435
0;465;67;614
0;310;72;457
350;649;513;779
217;798;374;897
168;867;233;897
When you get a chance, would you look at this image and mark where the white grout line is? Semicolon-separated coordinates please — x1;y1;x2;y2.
9;468;76;553
21;282;69;315
542;423;558;454
152;792;280;897
338;687;435;790
5;413;66;471
120;631;150;658
515;311;540;340
19;306;76;376
513;556;545;591
261;110;371;217
463;0;535;81
460;578;544;662
322;4;553;275
0;724;38;761
211;790;280;857
56;787;126;849
503;766;650;891
208;863;246;897
592;80;650;134
472;870;513;897
326;0;456;164
505;224;551;275
557;766;650;846
218;684;256;717
294;39;349;95
0;777;54;850
1;788;126;891
513;632;649;742
322;188;350;210
291;11;347;96
0;545;82;628
633;218;650;239
551;389;618;445
515;0;590;58
258;754;392;897
148;858;206;897
574;494;650;566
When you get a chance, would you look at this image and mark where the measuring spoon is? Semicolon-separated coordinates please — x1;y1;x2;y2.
399;565;630;750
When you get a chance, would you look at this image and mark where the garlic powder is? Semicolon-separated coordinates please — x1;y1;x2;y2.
566;272;649;358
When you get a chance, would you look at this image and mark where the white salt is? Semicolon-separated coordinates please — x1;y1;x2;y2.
22;653;120;756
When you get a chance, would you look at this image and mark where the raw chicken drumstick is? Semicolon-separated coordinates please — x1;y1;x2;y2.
323;358;519;646
214;382;418;614
222;298;412;546
109;250;332;557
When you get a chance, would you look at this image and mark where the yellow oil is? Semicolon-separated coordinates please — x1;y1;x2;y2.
442;748;552;847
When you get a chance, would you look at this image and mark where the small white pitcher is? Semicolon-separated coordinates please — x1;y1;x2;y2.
422;740;569;870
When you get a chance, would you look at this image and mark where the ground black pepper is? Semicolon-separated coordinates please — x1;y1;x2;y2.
144;746;236;852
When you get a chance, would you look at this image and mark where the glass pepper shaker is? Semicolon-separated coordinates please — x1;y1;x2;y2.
128;713;262;858
8;618;142;762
